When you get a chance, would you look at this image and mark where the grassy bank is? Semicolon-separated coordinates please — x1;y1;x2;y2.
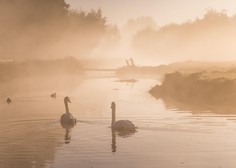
149;71;236;113
116;60;236;80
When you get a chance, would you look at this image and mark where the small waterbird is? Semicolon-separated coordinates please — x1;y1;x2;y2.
7;97;12;104
50;93;56;98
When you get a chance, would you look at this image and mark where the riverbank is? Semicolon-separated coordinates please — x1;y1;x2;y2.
149;71;236;113
0;57;85;82
116;60;236;80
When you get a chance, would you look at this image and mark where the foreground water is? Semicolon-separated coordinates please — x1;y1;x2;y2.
1;74;236;168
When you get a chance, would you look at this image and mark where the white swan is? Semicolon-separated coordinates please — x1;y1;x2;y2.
60;97;76;126
111;102;136;132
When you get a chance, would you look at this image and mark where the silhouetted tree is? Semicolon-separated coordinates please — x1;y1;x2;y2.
0;0;69;60
124;16;157;34
0;0;108;60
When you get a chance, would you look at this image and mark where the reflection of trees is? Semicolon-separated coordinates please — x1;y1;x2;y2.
0;122;63;168
160;95;236;114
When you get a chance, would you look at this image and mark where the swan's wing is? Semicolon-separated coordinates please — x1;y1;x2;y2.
114;120;136;131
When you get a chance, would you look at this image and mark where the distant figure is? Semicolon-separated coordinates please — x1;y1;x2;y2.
7;97;12;104
126;59;130;66
60;97;76;127
130;58;134;66
50;93;56;98
110;102;136;132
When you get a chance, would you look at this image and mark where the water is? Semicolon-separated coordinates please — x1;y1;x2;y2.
1;74;236;168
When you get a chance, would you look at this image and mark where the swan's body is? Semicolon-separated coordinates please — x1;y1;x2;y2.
112;120;136;131
60;97;76;126
7;97;12;104
51;93;56;98
111;102;136;132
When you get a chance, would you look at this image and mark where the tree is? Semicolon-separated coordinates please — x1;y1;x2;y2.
0;0;109;60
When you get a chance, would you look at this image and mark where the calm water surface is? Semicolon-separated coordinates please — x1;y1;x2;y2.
1;74;236;168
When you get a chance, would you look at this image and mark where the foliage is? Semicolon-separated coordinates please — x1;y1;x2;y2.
0;0;108;60
150;71;236;106
132;10;236;61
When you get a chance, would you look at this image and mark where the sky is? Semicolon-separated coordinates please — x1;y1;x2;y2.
66;0;236;27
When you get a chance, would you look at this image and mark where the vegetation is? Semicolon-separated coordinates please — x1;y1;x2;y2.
116;60;236;79
150;71;236;113
0;0;112;60
132;10;236;62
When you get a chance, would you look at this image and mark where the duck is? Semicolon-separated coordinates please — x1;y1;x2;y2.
50;93;56;98
110;102;136;132
60;96;76;127
7;97;12;104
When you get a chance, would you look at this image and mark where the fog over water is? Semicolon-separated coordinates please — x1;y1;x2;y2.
1;1;236;168
2;0;236;64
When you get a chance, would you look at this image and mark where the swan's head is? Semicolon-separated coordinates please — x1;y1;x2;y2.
111;102;116;110
64;96;71;103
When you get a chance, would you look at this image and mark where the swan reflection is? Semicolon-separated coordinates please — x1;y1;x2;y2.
111;128;136;153
64;127;72;144
111;129;116;152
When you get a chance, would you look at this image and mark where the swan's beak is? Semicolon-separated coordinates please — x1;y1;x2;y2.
68;98;71;103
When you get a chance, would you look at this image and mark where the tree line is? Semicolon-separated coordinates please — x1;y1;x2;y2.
0;0;117;60
132;10;236;62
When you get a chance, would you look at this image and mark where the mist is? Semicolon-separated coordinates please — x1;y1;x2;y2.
2;1;236;168
0;0;112;61
2;1;236;65
132;10;236;63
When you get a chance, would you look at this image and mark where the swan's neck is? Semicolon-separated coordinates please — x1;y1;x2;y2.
64;100;69;113
111;107;116;127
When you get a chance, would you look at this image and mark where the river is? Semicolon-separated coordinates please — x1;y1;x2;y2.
1;73;236;168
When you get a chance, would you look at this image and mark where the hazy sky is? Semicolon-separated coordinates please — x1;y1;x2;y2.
66;0;236;26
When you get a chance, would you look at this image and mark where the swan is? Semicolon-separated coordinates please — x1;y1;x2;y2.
51;93;56;98
111;102;136;132
7;97;12;104
60;97;76;126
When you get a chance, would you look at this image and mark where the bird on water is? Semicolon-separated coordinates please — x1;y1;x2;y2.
7;97;12;104
51;93;56;98
110;102;136;132
60;96;76;127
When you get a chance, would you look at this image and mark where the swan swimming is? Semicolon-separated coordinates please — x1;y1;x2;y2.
111;102;136;132
60;97;76;126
